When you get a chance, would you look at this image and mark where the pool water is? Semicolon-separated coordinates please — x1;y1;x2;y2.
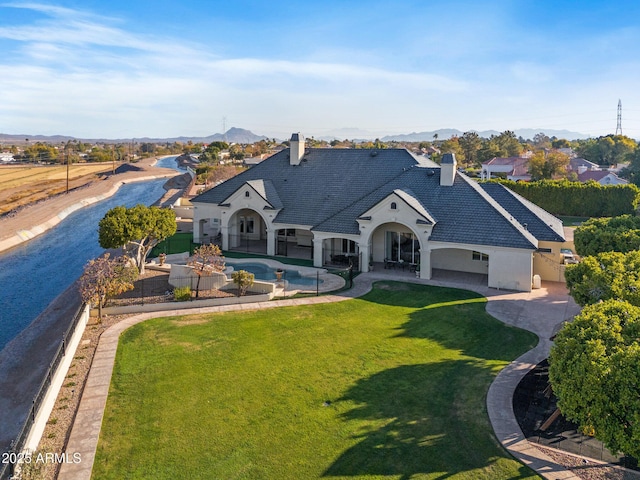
229;262;321;286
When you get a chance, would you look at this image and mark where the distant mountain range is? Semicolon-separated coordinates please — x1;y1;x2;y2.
318;128;591;142
0;127;267;145
382;128;591;142
0;126;592;145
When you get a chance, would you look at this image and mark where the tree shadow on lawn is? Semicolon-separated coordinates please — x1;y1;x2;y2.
362;281;537;362
323;361;534;479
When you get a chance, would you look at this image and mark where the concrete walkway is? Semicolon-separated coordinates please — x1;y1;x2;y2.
59;272;581;480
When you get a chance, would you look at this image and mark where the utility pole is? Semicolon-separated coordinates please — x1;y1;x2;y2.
616;99;622;135
66;149;70;193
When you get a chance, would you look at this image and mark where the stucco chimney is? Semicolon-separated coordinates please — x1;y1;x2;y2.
440;153;457;186
290;133;305;165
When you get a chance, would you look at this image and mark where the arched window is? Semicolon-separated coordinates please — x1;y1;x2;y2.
245;191;250;197
390;202;397;210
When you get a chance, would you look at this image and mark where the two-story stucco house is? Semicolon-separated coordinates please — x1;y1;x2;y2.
191;134;570;292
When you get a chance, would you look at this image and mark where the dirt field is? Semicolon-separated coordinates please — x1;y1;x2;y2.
0;163;115;216
0;157;181;253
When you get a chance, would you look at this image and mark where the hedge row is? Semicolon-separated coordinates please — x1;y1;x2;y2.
492;179;640;217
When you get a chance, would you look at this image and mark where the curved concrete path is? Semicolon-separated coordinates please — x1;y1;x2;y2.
59;273;581;480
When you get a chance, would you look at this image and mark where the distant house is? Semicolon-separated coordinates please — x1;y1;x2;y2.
243;154;270;168
0;153;14;163
577;170;628;185
191;134;572;291
557;147;576;158
422;145;440;157
480;157;531;181
569;157;600;174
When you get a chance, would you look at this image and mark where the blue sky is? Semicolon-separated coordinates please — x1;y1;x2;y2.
1;1;640;139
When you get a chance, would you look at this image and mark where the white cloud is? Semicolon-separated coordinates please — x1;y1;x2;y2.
0;3;472;137
2;2;639;138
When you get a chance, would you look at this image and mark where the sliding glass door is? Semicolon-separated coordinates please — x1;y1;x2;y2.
385;231;420;263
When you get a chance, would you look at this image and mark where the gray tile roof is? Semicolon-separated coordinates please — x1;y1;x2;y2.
192;148;554;250
393;189;436;224
242;179;283;210
479;183;565;242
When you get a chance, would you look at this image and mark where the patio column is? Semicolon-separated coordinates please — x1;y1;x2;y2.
313;237;323;268
221;225;229;251
420;247;432;279
358;242;370;272
193;219;201;244
266;229;276;256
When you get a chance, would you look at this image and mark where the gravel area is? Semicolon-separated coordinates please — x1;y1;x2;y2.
535;445;640;480
27;313;125;480
107;269;249;307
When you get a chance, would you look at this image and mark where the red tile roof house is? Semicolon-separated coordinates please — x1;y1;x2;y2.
480;157;531;181
192;134;573;291
577;170;629;185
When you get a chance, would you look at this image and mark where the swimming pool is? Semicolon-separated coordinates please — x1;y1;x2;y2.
227;262;322;287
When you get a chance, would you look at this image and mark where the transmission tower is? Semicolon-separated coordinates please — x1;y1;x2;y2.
616;99;622;135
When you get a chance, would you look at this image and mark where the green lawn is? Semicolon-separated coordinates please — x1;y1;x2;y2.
557;215;589;226
93;282;540;480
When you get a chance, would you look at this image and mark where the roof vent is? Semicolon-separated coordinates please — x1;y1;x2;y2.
370;151;378;157
427;169;435;176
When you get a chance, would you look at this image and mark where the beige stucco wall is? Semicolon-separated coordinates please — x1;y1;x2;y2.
533;241;565;282
532;239;577;283
431;248;489;274
370;222;418;263
487;249;533;291
192;202;221;241
429;242;533;291
169;264;228;290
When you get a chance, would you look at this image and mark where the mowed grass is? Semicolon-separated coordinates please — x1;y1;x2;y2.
93;282;539;480
0;163;112;189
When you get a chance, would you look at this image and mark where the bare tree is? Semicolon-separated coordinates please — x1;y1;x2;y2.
79;254;138;320
187;244;225;298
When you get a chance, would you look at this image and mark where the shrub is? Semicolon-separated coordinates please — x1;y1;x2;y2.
549;300;640;458
231;270;255;296
574;214;640;256
173;286;191;302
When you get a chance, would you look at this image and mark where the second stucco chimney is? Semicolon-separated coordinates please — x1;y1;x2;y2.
440;153;457;186
290;133;305;165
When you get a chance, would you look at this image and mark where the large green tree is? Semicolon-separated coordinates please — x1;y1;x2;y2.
434;136;464;165
459;131;482;167
549;300;640;459
98;204;177;274
564;251;640;306
574;215;640;256
620;145;640;186
527;150;570;180
576;135;636;166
